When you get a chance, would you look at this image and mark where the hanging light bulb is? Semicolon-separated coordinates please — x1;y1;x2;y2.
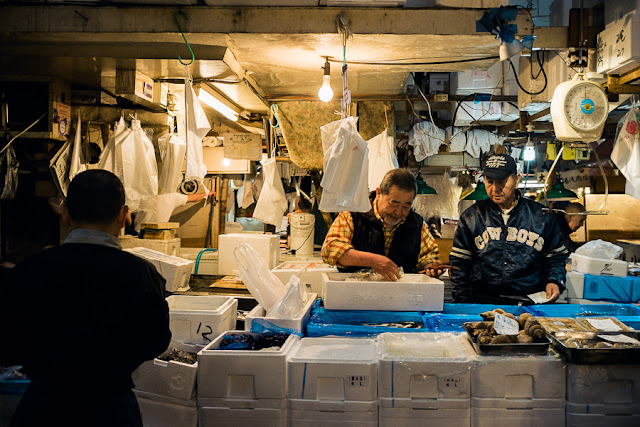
317;57;333;103
523;140;536;162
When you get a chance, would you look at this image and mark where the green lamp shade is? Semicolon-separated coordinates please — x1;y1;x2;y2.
416;177;437;195
546;182;578;201
463;182;489;201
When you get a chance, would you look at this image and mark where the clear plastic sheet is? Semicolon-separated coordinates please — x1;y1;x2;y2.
233;242;287;311
575;239;624;259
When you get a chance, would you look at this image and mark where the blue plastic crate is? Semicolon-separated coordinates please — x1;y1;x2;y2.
438;303;530;316
526;303;640;318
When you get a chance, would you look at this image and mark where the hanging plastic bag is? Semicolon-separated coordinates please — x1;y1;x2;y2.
446;126;467;152
233;243;287;311
97;117;131;185
120;119;158;211
575;239;623;260
266;275;306;319
611;103;640;198
183;80;211;187
158;133;186;193
409;121;444;162
253;157;288;226
319;117;371;212
0;145;19;200
367;129;398;191
69;115;87;181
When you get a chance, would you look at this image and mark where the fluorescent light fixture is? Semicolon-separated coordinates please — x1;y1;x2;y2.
198;87;239;122
518;181;545;189
523;141;536;162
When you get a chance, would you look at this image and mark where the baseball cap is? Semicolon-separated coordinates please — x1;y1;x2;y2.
483;154;517;180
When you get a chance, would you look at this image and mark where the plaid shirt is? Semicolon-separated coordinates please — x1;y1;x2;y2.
321;199;439;270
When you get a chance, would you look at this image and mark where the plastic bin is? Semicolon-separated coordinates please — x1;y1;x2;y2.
166;295;237;345
526;303;640;318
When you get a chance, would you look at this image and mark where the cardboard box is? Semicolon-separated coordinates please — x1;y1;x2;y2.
166;295;237;345
126;247;193;292
322;273;444;311
570;253;628;278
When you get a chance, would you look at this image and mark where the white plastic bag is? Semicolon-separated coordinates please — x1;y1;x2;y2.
121;120;159;211
158;133;186;193
446;126;467;152
233;243;286;311
184;80;211;185
319;117;371;212
253;157;288;226
575;239;623;260
266;275;306;319
611;104;640;198
367;129;398;191
97;117;131;185
69;115;87;181
409;121;444;162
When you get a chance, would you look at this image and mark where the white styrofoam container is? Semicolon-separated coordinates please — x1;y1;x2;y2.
271;261;337;295
244;293;317;335
199;405;286;427
322;273;444;311
289;401;377;427
218;233;280;276
179;247;218;275
132;341;199;401
566;270;585;299
597;11;640;75
471;353;566;400
454;100;503;125
567;401;640;416
197;331;300;401
470;404;565;427
119;236;181;257
126;247;193;292
567;363;640;405
377;332;475;400
379;401;470;427
450;62;502;94
166;295;237;345
287;337;378;402
134;390;197;427
570;253;628;278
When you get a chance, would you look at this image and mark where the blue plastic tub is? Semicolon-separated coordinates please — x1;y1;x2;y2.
526;303;640;318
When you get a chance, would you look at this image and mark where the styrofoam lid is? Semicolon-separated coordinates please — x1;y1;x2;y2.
166;295;234;311
290;338;376;362
377;333;469;359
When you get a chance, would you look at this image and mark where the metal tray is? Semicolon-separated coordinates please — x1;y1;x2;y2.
549;331;640;364
462;322;551;356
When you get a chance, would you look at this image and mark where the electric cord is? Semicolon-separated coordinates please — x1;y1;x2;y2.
508;49;547;95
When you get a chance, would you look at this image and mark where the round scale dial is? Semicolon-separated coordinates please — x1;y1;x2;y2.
563;81;608;132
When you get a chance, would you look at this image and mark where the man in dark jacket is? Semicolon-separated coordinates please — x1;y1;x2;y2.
0;169;171;427
450;154;569;305
555;202;586;254
321;168;440;281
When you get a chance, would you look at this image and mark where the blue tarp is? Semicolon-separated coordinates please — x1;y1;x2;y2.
526;303;640;318
583;274;640;303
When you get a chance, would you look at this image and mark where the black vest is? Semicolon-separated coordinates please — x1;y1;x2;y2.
339;209;423;273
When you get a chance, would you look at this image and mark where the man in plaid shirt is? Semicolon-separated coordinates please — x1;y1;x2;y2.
321;169;441;281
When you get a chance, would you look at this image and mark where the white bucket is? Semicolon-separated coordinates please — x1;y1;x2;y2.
289;213;315;255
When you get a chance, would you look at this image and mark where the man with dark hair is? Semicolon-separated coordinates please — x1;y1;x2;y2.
556;202;586;254
321;168;440;281
1;169;171;427
450;154;569;304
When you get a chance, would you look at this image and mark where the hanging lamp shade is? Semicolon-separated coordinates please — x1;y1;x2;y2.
416;172;437;195
546;181;578;201
462;182;489;201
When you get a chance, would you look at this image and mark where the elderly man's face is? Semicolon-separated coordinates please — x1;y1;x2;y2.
566;214;586;232
485;174;519;208
376;185;415;228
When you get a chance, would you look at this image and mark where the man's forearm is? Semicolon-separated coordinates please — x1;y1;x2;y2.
337;248;379;268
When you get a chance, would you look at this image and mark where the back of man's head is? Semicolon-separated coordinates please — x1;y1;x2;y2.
565;202;585;214
379;169;417;195
66;169;125;225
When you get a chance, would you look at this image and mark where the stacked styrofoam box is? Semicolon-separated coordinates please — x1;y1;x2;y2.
126;247;194;292
271;261;337;295
605;0;640;25
245;293;317;335
179;247;218;275
597;11;640;75
566;363;640;425
566;271;586;299
132;341;200;427
377;332;476;427
570;253;628;278
451;62;503;95
217;233;280;276
119;236;181;256
470;352;566;427
322;273;444;311
197;331;300;427
287;337;378;426
165;295;237;345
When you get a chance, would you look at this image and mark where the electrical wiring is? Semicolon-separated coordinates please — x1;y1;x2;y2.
508;49;547;95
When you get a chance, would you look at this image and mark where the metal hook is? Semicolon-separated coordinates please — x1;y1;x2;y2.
174;11;194;66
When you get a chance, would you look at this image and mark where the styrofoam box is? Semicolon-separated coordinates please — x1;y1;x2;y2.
597;11;640;75
322;273;444;311
271;261;337;295
289;401;377;427
377;332;475;400
134;390;197;427
450;61;503;94
567;401;640;417
454;100;503;125
379;401;470;427
197;331;300;401
245;293;317;335
570;253;628;278
566;270;585;299
566;412;640;427
199;405;286;427
132;340;199;401
119;236;181;257
126;247;193;292
218;233;280;276
471;404;565;427
179;247;218;275
567;363;640;405
471;353;566;400
287;337;377;402
166;295;237;345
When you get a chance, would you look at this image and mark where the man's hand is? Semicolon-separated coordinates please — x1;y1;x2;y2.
545;282;561;303
369;254;401;282
424;261;448;278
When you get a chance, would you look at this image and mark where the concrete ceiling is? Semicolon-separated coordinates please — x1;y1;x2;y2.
0;5;564;115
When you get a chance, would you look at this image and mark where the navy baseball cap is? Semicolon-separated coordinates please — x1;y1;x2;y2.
483;154;517;180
